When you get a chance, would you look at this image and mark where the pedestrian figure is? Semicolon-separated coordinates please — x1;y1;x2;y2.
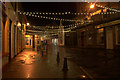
62;57;68;72
57;52;60;63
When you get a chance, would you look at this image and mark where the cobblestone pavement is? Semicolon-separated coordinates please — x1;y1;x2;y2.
2;45;120;79
2;45;92;79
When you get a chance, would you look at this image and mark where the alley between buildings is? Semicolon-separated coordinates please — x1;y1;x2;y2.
2;45;120;79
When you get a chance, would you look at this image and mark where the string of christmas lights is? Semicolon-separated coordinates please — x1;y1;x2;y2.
26;30;43;33
64;22;91;31
18;10;117;22
18;11;118;16
27;21;89;34
31;22;90;33
31;21;87;30
95;4;120;12
26;32;43;35
19;11;93;22
26;29;58;33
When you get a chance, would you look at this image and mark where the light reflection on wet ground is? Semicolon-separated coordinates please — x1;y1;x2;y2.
2;45;90;79
2;45;120;79
17;50;37;65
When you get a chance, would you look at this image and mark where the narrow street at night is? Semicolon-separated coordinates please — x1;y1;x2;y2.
1;1;120;80
2;45;120;79
2;45;90;78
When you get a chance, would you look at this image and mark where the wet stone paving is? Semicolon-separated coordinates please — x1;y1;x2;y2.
2;45;90;79
2;45;120;80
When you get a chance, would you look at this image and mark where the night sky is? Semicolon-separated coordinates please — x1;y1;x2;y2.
21;2;78;26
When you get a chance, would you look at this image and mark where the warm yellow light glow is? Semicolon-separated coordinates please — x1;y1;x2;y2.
26;35;31;37
17;22;21;27
98;28;103;32
90;4;95;9
41;37;43;41
27;22;30;26
82;75;86;78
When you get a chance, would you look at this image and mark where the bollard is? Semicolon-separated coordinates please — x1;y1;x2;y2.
56;52;60;63
45;45;47;53
41;50;43;56
62;57;68;71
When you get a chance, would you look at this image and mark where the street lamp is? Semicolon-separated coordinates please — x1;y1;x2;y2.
27;22;30;26
90;4;95;9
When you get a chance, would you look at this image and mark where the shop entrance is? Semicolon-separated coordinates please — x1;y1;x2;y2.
25;35;33;48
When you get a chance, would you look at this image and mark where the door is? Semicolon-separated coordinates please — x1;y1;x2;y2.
81;32;85;47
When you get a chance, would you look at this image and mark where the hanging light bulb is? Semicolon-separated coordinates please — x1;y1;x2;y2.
23;12;25;15
36;12;38;14
65;12;67;14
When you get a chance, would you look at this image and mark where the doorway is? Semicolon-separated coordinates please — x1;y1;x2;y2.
14;25;16;57
81;32;85;47
9;19;12;62
25;35;33;48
